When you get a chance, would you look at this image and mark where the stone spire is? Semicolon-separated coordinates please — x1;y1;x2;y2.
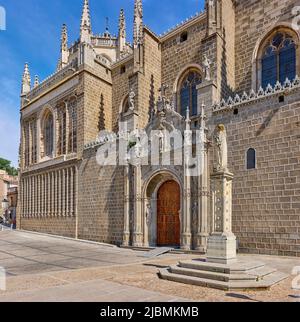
21;63;31;95
133;0;144;71
60;24;69;68
118;9;126;57
80;0;92;43
205;0;221;36
133;0;143;48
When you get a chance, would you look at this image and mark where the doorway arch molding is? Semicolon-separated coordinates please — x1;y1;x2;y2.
142;168;183;247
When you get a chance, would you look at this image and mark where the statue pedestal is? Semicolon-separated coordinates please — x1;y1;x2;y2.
207;233;237;265
206;170;237;265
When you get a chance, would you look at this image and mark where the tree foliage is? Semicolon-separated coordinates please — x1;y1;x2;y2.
0;158;18;176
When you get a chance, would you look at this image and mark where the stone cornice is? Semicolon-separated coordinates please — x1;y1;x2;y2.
111;53;134;69
21;154;78;175
159;11;206;42
213;76;300;114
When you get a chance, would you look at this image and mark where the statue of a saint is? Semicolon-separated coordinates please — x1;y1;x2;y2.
203;54;212;81
145;202;152;226
214;124;228;171
129;90;135;111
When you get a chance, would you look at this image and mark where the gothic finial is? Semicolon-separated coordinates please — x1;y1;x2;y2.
105;17;109;32
61;23;68;52
80;0;92;43
34;75;39;88
133;0;143;47
118;9;127;58
200;102;207;129
57;24;69;71
119;9;126;39
21;63;31;95
103;17;111;37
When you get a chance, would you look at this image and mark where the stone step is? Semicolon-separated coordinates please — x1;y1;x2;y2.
169;266;257;282
142;247;173;258
229;271;289;290
159;268;230;291
159;268;289;291
179;260;265;275
247;266;277;278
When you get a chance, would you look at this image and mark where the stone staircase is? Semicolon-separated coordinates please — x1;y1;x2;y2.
159;259;288;291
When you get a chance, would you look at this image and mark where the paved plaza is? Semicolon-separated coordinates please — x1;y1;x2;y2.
0;230;300;302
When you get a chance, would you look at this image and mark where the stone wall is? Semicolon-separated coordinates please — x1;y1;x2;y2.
111;57;134;132
161;17;206;105
77;148;125;245
213;90;300;257
82;63;113;146
20;217;76;238
137;30;162;129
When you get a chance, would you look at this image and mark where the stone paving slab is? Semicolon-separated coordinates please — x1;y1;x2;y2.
1;230;300;302
0;230;145;276
0;279;190;302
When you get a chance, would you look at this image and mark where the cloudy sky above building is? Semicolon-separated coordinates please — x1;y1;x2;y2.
0;0;205;167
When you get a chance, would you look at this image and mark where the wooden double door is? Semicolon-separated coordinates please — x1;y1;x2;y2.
157;180;181;247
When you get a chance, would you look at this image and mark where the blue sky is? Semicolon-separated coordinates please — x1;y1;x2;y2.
0;0;205;167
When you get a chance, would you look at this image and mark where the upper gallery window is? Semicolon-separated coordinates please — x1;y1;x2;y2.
58;106;66;156
261;32;296;88
179;71;202;117
44;113;54;157
180;31;188;43
68;99;77;154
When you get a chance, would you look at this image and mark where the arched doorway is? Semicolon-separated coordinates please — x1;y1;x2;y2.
157;180;181;247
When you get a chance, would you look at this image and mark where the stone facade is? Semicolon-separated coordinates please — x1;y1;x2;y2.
19;0;300;256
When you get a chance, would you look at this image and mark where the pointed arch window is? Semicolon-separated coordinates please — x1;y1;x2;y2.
261;32;296;88
179;71;202;117
122;95;130;114
44;113;54;157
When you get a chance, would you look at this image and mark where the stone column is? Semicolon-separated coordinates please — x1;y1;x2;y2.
58;170;61;216
70;167;74;217
62;168;66;216
133;164;143;247
32;176;35;217
207;171;236;265
182;182;192;250
51;172;54;217
28;177;32;217
42;174;46;217
123;164;131;246
37;175;40;217
181;109;192;250
66;168;69;217
195;104;209;252
24;178;28;217
48;172;51;217
75;166;79;239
